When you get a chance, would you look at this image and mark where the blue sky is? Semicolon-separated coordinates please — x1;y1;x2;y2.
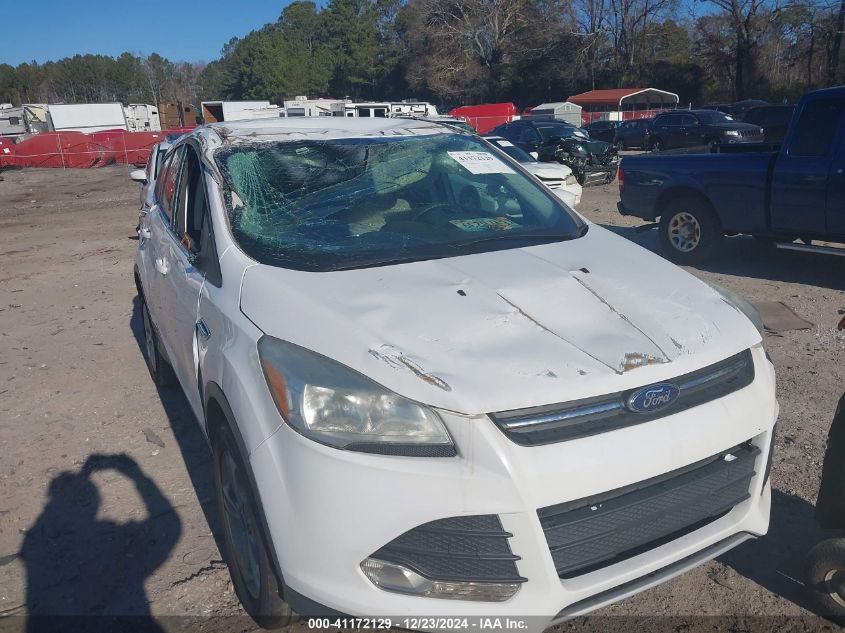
0;0;288;66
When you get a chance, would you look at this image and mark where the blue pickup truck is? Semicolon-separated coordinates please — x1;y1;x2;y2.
617;86;845;263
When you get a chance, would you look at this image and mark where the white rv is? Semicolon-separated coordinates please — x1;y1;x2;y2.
49;103;128;133
201;101;283;123
124;104;162;132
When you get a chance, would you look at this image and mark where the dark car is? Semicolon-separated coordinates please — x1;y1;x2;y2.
701;100;768;119
648;109;764;151
740;105;795;143
585;120;620;142
613;119;652;150
490;119;618;185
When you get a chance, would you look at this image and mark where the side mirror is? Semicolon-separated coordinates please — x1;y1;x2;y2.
130;169;147;184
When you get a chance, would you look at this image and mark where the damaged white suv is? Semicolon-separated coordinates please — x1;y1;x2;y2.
134;117;776;629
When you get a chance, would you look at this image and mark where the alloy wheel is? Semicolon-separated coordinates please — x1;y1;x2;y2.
667;211;702;252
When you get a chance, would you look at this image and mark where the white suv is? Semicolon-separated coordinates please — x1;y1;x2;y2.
135;117;776;630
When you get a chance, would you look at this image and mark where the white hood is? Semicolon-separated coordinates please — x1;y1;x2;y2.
523;162;572;179
240;225;760;415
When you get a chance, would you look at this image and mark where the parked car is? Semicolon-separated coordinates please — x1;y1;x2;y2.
613;119;652;150
135;116;775;629
617;86;845;263
484;135;582;207
741;105;795;143
701;100;768;119
490;119;618;185
130;140;173;209
585;120;621;143
648;109;763;151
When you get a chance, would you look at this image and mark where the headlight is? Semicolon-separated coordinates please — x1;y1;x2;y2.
723;130;741;137
704;280;763;334
257;336;455;456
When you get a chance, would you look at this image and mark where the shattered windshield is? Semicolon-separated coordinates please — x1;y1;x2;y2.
215;133;583;271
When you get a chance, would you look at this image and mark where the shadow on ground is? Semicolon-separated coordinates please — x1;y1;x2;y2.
600;224;845;292
20;454;179;632
719;488;830;613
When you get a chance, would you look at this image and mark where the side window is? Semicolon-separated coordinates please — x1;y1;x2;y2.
789;99;845;157
155;147;184;221
518;127;539;144
682;114;699;126
171;146;221;284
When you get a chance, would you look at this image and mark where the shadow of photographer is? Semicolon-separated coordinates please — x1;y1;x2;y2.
20;453;181;632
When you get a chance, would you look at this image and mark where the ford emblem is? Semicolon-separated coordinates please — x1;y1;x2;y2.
627;382;680;413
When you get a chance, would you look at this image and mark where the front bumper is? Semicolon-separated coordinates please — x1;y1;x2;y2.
249;346;776;629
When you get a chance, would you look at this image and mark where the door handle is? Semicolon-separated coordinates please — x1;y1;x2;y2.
155;257;169;275
138;227;151;239
196;320;212;341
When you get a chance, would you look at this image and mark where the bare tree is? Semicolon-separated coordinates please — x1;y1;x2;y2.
700;0;782;99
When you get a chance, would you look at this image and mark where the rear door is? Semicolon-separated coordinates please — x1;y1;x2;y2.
770;97;845;235
143;146;183;323
154;144;208;416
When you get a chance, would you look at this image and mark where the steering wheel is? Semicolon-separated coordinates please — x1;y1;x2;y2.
411;202;462;225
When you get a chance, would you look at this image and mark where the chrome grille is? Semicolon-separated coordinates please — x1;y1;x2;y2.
490;350;754;446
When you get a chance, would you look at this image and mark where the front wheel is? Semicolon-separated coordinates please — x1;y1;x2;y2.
650;138;663;152
212;425;296;628
658;198;721;264
806;538;845;623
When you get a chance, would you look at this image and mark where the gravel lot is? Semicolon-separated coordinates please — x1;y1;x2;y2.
0;165;843;631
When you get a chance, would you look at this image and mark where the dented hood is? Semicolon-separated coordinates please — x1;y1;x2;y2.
240;225;761;415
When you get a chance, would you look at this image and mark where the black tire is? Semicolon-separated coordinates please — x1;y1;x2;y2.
140;296;176;387
614;140;625;151
658;197;722;265
805;538;845;623
706;137;720;152
650;137;663;152
212;424;295;629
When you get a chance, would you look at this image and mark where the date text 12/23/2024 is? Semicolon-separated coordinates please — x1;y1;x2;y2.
307;618;530;630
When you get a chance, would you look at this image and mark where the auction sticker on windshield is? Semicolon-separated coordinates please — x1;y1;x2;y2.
447;151;514;174
450;217;519;232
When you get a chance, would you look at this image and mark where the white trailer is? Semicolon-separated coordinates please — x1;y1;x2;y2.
330;101;438;118
201;101;283;123
284;97;347;117
0;105;26;137
48;103;128;133
124;104;162;132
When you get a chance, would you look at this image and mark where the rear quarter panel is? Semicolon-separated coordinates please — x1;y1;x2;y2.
620;152;774;232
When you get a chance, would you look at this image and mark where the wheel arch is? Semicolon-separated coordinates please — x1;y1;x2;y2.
655;188;722;230
203;381;288;594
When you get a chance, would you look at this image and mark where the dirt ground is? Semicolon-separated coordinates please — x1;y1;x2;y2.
0;165;844;632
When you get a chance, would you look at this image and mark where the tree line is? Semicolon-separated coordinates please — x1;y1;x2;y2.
1;0;844;111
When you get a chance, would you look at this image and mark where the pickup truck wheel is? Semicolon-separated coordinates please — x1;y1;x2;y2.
141;297;176;388
659;199;721;264
212;424;296;629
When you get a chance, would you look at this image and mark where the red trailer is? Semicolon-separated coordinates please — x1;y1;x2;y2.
0;137;15;169
449;103;518;134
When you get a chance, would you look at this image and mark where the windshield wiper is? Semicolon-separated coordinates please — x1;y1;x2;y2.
452;225;587;249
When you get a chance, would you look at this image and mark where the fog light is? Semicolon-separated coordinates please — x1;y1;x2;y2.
360;558;520;602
